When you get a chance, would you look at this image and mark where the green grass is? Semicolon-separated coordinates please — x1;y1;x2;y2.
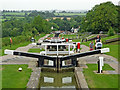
54;13;86;16
72;39;82;42
83;64;118;88
1;41;30;56
2;64;32;88
73;35;119;61
61;34;77;38
3;12;25;15
0;65;1;90
102;35;118;41
103;44;119;61
1;34;46;56
28;48;45;53
48;34;54;37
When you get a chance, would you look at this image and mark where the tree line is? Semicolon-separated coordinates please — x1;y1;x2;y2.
80;1;119;34
2;16;52;38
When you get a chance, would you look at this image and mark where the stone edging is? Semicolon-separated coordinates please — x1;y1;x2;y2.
75;67;89;90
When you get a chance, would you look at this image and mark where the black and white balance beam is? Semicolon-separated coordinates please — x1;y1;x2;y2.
4;48;109;59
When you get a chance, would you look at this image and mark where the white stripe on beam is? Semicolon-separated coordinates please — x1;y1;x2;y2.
101;48;110;53
4;49;14;55
32;43;37;45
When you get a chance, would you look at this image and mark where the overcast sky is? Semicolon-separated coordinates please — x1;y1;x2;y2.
1;0;119;10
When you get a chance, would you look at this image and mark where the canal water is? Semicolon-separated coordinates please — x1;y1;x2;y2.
39;71;78;89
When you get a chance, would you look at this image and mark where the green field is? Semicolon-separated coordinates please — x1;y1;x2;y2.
83;64;118;88
54;13;86;16
3;12;26;15
2;64;32;88
28;48;45;53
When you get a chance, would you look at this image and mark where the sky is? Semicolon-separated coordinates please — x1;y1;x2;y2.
1;0;119;11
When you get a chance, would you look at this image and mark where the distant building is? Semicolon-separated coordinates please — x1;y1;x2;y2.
71;27;79;33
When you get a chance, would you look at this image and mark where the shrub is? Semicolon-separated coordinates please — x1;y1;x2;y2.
108;27;115;36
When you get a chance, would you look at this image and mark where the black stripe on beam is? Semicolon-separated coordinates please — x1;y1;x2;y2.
13;51;57;59
61;49;101;60
36;43;41;45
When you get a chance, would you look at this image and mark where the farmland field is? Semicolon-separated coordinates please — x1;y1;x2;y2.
3;12;29;15
54;13;86;16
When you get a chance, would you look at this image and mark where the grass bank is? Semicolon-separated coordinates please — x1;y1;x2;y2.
2;64;32;88
28;48;45;53
1;34;46;56
83;64;118;88
61;34;77;38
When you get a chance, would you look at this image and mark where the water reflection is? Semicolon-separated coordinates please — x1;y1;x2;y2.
40;72;77;89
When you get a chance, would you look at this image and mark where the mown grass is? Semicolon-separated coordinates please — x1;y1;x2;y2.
83;64;118;88
28;48;45;53
2;64;32;88
61;34;77;38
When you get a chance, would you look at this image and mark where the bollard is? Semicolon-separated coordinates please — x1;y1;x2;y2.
77;42;80;53
97;57;104;73
66;38;68;42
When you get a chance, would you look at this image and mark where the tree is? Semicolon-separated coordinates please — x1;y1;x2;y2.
32;15;51;34
80;1;118;34
108;27;114;36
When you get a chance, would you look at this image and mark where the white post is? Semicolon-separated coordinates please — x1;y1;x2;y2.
99;57;104;66
68;44;70;55
45;45;47;55
98;57;104;73
62;61;65;66
57;45;58;56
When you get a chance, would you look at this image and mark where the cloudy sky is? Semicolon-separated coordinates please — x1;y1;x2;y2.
1;0;119;10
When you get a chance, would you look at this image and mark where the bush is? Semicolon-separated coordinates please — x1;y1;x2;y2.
108;27;115;36
2;36;30;46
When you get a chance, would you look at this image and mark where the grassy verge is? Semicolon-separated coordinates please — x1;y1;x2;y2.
1;41;30;56
28;48;45;53
1;34;46;56
83;64;118;88
2;64;32;88
61;34;77;38
48;34;54;37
